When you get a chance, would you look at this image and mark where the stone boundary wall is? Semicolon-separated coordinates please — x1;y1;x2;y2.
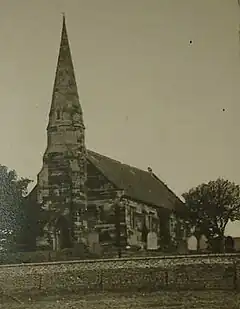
0;254;239;297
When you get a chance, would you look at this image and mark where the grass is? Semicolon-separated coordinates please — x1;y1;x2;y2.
1;291;240;309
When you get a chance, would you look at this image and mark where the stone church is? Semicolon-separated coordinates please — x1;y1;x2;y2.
26;16;185;253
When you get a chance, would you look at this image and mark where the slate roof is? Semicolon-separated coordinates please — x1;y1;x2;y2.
87;150;184;211
27;151;184;212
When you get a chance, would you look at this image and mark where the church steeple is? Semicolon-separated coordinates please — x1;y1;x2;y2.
37;15;88;250
48;14;84;131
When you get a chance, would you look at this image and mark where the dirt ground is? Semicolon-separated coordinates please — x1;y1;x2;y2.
1;291;240;309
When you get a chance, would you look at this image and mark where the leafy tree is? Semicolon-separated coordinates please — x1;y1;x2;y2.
0;165;32;250
182;178;240;252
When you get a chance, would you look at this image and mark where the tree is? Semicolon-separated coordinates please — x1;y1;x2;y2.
182;178;240;252
0;165;32;250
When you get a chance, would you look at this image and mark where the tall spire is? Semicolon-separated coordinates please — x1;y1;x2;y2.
48;14;84;130
38;15;88;251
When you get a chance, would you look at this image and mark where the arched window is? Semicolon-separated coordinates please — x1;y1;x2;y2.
56;110;61;120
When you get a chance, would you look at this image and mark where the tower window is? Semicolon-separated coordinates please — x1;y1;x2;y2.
56;110;61;120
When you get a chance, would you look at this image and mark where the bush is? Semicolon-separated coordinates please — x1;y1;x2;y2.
0;251;55;264
56;243;100;261
0;242;102;265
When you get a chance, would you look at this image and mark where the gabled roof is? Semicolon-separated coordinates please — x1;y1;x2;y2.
27;151;184;211
87;150;184;211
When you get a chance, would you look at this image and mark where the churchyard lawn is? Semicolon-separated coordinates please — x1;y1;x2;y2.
1;290;240;309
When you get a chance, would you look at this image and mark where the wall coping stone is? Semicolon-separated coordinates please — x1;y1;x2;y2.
0;253;239;268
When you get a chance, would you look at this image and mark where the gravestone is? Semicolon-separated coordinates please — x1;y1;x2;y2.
92;243;103;256
128;233;138;246
147;231;158;250
87;231;99;254
199;234;208;251
187;235;197;251
88;231;99;244
234;238;240;252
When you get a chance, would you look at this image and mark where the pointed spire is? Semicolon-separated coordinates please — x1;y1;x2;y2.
48;14;84;130
60;12;69;50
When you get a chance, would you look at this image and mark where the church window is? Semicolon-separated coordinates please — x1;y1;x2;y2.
129;206;135;229
56;110;61;120
53;188;60;196
169;213;176;236
147;214;152;230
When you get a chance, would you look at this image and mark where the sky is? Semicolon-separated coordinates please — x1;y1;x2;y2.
0;0;240;235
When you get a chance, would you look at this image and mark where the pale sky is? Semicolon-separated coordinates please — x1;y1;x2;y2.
0;0;240;235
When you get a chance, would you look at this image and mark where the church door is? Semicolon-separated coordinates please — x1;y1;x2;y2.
56;216;72;249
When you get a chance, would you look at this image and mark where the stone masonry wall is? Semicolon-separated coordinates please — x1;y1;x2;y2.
0;254;239;297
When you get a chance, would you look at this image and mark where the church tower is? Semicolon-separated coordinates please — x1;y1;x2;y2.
37;15;87;250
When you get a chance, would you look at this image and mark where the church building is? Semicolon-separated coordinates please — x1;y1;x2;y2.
26;16;185;253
